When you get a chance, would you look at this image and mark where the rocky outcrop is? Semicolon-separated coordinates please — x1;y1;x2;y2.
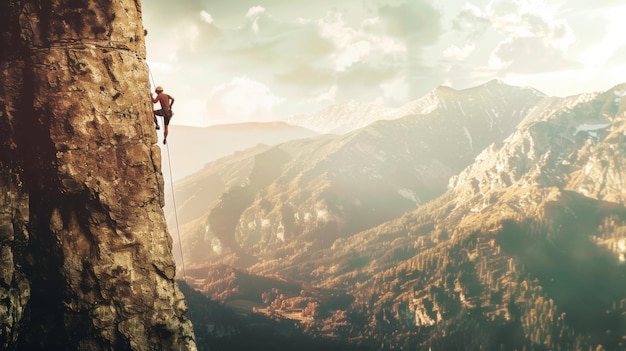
0;1;196;350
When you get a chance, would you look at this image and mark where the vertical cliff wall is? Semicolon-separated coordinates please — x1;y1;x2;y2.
0;1;196;350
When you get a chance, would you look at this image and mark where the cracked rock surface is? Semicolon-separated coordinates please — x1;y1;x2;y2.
0;1;196;350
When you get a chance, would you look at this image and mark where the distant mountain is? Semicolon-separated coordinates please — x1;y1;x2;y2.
321;83;626;350
175;81;626;351
158;122;318;181
269;84;626;350
284;79;542;135
169;80;543;268
285;100;397;135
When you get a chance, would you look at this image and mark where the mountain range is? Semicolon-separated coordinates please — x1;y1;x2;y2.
158;122;318;182
167;80;626;351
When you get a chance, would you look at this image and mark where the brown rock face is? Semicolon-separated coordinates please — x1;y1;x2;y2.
0;1;196;350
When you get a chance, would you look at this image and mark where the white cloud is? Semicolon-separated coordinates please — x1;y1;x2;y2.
487;0;558;20
464;0;576;73
246;6;267;34
315;85;338;104
206;76;284;123
148;23;201;62
443;43;475;61
335;40;372;71
317;11;406;72
453;3;490;38
361;17;380;29
487;37;514;70
379;76;409;105
462;3;486;19
246;6;266;18
200;10;214;24
317;12;355;51
486;0;574;48
578;5;626;67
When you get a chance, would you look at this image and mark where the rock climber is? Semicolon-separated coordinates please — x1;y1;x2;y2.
152;86;175;144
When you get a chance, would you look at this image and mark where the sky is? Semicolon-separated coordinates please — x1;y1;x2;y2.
142;0;626;127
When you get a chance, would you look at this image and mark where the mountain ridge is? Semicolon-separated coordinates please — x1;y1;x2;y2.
175;81;626;350
170;80;545;270
285;79;546;135
160;121;318;182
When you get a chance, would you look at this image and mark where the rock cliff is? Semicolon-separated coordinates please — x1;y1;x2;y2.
0;1;196;350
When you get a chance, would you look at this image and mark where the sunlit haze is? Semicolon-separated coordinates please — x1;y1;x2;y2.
142;0;626;127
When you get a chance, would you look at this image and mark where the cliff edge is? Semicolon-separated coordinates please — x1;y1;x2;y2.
0;1;196;350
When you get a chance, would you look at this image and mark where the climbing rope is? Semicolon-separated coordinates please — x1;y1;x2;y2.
147;62;187;280
148;62;157;90
164;142;187;279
